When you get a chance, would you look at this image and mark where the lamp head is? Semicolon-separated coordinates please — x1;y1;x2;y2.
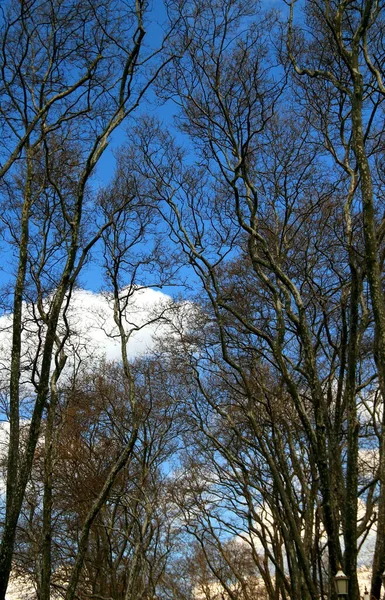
334;566;349;596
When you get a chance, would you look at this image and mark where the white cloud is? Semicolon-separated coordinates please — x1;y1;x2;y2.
0;286;174;390
63;287;173;362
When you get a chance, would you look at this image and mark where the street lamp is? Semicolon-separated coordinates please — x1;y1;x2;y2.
363;587;370;600
334;566;349;597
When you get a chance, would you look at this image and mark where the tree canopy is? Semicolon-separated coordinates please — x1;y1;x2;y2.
1;1;385;600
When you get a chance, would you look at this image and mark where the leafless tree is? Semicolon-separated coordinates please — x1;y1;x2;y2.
117;2;385;599
0;0;177;595
286;2;385;596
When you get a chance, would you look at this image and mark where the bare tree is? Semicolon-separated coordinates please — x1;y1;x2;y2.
0;0;176;595
118;2;384;599
14;356;184;600
286;2;385;596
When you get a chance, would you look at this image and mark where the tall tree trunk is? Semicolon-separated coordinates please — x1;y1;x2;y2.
40;351;67;600
351;82;385;599
40;395;56;600
343;263;361;600
0;149;33;598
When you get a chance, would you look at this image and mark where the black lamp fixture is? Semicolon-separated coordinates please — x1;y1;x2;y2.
334;565;349;597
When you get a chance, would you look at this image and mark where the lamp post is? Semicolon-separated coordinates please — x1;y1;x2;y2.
363;587;370;600
334;566;349;599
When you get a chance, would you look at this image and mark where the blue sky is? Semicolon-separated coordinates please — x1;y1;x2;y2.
0;0;290;299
